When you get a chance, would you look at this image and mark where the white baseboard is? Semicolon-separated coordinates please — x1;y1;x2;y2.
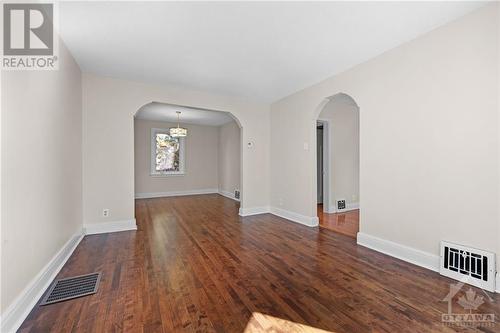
1;230;84;333
357;232;440;272
239;206;319;227
343;202;359;212
84;219;137;235
218;189;240;202
270;207;319;227
323;204;336;214
135;188;218;199
239;206;270;216
329;202;359;213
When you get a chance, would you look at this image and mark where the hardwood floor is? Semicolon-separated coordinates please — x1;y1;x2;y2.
317;204;359;238
20;194;500;332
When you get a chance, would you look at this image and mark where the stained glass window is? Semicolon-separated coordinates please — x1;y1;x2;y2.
151;128;185;175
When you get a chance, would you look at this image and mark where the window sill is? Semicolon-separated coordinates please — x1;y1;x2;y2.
150;173;186;177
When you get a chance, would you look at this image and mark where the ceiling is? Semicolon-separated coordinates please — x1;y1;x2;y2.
136;103;234;126
60;2;486;103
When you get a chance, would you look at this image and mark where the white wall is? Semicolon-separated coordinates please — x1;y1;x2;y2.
218;121;241;197
271;5;499;260
1;40;82;314
319;95;359;209
497;4;500;285
83;73;270;226
134;119;219;195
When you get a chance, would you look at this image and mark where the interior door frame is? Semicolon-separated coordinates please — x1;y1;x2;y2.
317;119;334;213
316;124;323;204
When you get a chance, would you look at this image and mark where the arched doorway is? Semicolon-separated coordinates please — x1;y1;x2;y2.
133;102;244;210
313;93;360;237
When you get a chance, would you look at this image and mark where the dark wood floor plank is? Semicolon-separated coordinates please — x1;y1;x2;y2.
318;205;359;238
19;194;500;332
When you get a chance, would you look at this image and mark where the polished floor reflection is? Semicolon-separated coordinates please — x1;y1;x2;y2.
317;204;359;238
20;195;500;332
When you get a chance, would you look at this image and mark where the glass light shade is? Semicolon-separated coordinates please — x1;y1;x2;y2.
170;127;187;137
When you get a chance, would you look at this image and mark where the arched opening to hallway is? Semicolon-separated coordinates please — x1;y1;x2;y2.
315;93;360;238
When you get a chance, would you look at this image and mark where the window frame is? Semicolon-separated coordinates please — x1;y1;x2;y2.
150;127;186;176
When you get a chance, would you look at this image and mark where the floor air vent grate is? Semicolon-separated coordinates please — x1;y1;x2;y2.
41;272;101;305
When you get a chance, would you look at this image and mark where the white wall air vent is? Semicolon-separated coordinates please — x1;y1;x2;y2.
336;199;346;211
440;241;496;292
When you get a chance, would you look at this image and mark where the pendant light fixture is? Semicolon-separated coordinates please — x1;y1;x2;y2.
170;111;188;137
